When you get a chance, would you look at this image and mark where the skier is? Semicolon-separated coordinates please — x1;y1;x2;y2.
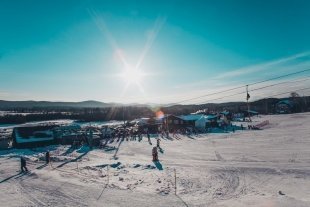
45;151;50;164
152;147;158;161
20;156;28;172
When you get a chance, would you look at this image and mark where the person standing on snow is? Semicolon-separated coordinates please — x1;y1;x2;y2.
147;131;151;144
156;138;161;148
152;147;158;161
138;130;142;142
45;151;50;164
20;156;28;172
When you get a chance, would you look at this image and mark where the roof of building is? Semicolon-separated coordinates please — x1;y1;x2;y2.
179;114;204;121
205;115;218;120
220;111;230;116
14;126;55;143
244;110;258;114
277;99;294;107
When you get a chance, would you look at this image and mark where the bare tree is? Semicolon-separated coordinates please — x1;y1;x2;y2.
290;92;303;112
290;92;300;98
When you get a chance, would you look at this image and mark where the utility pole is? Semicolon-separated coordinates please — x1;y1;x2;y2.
166;115;169;137
303;93;306;112
306;94;308;110
107;165;109;186
123;105;124;124
174;169;177;195
246;85;251;121
265;98;268;114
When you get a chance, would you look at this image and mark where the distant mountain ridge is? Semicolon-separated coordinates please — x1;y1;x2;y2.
0;96;309;113
0;100;117;109
0;97;309;124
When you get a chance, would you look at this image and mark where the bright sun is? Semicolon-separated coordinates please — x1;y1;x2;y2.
121;67;144;84
120;66;146;94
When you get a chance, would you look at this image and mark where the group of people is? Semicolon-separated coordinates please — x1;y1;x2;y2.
247;125;259;130
105;126;163;162
106;127;163;161
104;126;145;143
19;125;165;173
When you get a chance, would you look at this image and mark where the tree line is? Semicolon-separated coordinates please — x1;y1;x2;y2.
0;96;309;124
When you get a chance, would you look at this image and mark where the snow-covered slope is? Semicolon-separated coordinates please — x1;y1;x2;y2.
1;113;310;207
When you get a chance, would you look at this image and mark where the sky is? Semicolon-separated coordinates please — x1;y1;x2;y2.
0;0;310;104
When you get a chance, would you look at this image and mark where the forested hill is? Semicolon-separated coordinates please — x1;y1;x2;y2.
0;100;116;109
0;97;309;114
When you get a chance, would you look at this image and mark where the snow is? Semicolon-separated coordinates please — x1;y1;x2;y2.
74;120;124;128
1;112;310;206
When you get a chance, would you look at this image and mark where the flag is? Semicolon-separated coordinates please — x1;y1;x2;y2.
247;93;250;100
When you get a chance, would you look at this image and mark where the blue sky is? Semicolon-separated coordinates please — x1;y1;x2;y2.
0;0;309;104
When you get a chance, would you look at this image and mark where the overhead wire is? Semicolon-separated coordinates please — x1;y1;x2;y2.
255;86;310;100
193;76;310;105
249;76;310;93
162;68;310;107
164;68;310;106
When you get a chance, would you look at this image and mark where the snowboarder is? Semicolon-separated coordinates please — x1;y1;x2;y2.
45;151;50;164
152;147;158;161
20;156;28;172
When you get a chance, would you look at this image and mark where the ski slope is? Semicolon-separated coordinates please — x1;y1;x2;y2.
0;112;310;207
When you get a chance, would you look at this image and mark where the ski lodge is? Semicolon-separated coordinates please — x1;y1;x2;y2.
12;125;58;148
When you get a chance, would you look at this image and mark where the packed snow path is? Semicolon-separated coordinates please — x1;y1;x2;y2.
1;113;310;206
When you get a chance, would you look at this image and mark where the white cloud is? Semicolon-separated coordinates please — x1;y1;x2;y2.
161;52;310;104
0;91;10;96
214;51;310;80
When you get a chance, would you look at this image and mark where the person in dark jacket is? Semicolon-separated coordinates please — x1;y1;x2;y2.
20;156;28;172
156;138;161;148
152;147;158;161
45;151;50;164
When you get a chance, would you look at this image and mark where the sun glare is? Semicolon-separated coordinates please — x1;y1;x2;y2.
121;67;144;84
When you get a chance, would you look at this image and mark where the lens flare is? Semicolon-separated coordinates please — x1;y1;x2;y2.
156;110;164;119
